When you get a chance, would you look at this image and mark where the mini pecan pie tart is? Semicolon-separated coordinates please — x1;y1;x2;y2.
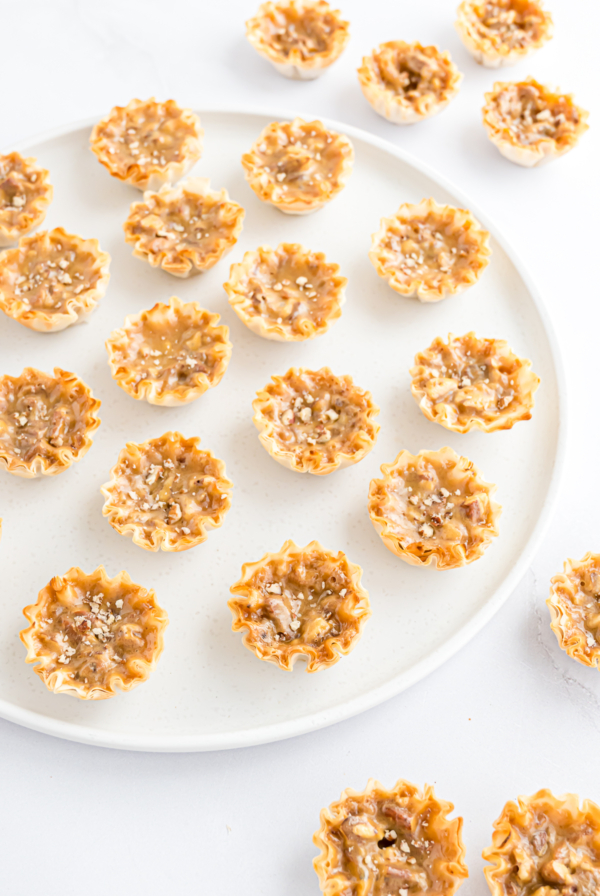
547;553;600;668
0;227;110;331
241;118;354;215
410;332;540;433
0;367;101;478
0;152;53;247
253;367;379;475
106;296;232;406
90;97;203;191
246;1;350;80
370;199;491;302
224;243;346;341
101;431;232;552
229;540;370;672
368;447;500;569
314;778;468;895
20;566;168;700
455;0;553;68
123;178;245;278
483;78;589;168
483;790;600;896
357;41;463;125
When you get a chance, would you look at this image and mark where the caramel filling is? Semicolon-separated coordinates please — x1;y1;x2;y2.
467;0;548;49
257;5;345;58
370;44;454;100
553;561;600;654
0;153;48;229
488;83;583;146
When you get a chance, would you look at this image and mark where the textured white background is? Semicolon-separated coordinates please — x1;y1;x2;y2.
0;1;598;893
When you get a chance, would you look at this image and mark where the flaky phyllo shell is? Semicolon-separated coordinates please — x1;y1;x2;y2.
482;78;589;168
106;296;232;405
253;367;380;475
455;0;553;68
370;199;491;302
547;553;600;668
229;540;370;672
246;1;350;80
483;790;600;896
410;332;540;433
0;367;101;478
241;118;354;215
20;566;168;700
368;447;501;569
0;227;110;331
101;431;233;552
0;152;53;247
313;778;468;896
357;41;462;125
90;97;203;191
224;243;346;341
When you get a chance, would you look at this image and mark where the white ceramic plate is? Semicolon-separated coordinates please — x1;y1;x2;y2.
0;108;565;752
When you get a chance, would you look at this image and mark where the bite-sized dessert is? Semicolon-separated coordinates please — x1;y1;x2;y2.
20;566;168;700
483;790;600;896
369;199;491;302
90;97;203;191
482;78;589;167
253;367;379;474
410;332;540;433
224;243;346;341
101;431;232;552
246;1;350;80
0;152;53;246
229;540;370;672
123;178;244;278
357;41;463;124
106;296;232;405
314;778;468;895
368;447;500;569
455;0;553;67
241;118;354;215
0;367;101;478
547;553;600;668
0;227;110;331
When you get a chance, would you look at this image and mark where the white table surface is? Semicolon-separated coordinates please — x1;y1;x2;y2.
0;1;598;893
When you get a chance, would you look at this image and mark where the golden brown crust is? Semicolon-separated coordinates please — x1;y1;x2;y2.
547;553;600;668
20;566;168;700
314;778;468;895
241;118;354;215
229;540;370;672
0;153;53;246
101;431;233;552
357;41;462;124
369;199;491;302
483;790;600;896
253;367;380;475
368;447;501;569
223;243;346;341
410;332;540;433
455;0;553;68
106;296;232;406
0;367;101;478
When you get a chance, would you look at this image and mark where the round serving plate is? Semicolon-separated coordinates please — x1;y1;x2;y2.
0;108;565;752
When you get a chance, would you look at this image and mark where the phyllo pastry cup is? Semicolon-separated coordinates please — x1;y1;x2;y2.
483;790;600;896
547;553;600;668
20;566;168;700
101;431;232;552
246;1;350;80
0;227;110;331
241;118;354;215
455;0;553;68
253;367;379;475
90;97;203;191
0;367;101;478
106;296;232;405
0;152;53;246
224;242;346;341
368;447;500;569
410;332;540;433
314;778;468;895
482;78;589;167
229;540;370;672
123;178;244;278
357;41;462;125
